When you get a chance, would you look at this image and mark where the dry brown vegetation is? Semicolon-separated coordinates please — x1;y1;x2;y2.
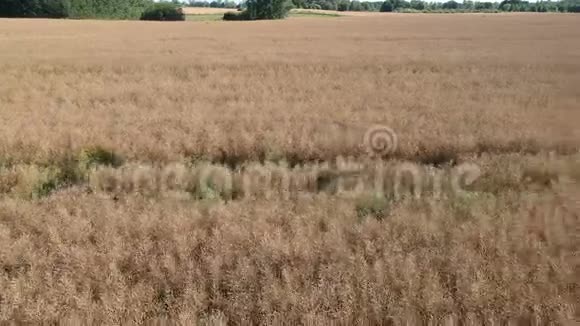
0;14;579;324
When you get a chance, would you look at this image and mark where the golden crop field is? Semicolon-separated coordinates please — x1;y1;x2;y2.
0;14;579;324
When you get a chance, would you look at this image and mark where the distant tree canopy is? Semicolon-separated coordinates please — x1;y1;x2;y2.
379;1;393;11
222;0;293;20
1;0;578;19
245;0;294;19
0;0;69;18
442;0;459;9
0;0;153;19
188;0;239;8
192;0;580;12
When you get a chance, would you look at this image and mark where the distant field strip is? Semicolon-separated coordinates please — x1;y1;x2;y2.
185;9;342;21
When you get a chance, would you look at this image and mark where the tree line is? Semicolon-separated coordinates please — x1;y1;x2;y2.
0;0;154;19
189;0;580;13
1;0;578;20
299;0;580;12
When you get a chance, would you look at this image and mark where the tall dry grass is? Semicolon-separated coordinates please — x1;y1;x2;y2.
0;185;578;324
0;14;579;164
0;14;579;324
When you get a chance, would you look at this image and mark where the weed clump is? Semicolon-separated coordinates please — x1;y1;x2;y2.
14;166;65;199
78;147;123;170
355;193;391;221
187;164;233;201
0;168;19;194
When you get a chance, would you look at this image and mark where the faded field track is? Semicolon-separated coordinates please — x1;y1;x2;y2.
0;14;579;324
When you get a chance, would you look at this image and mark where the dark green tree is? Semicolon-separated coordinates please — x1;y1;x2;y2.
442;0;459;9
380;0;393;11
0;0;152;19
245;0;293;19
337;0;350;10
0;0;68;18
410;0;425;9
350;0;363;10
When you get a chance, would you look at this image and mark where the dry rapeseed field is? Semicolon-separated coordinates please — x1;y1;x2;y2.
0;14;579;324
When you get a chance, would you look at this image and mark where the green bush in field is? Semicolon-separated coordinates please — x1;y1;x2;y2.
32;169;61;198
140;3;185;21
14;166;64;199
78;147;123;174
223;11;250;20
355;194;391;221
